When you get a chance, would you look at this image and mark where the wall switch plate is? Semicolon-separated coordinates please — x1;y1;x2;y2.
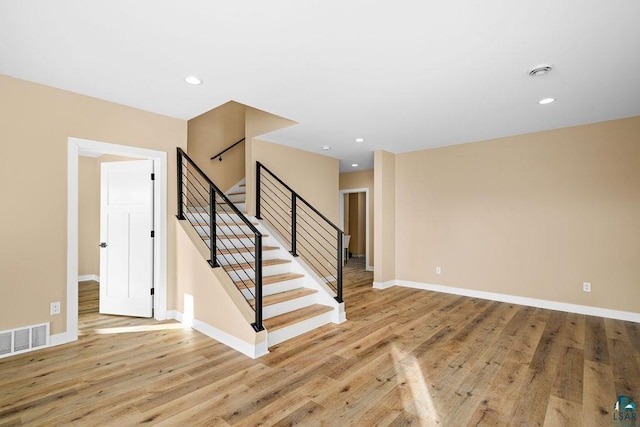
50;301;61;315
583;282;591;292
436;267;441;275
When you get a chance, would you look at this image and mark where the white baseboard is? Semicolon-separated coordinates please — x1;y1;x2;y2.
78;274;100;282
167;310;268;358
167;309;181;321
387;280;640;323
373;280;395;290
366;266;374;272
192;319;268;359
50;332;75;347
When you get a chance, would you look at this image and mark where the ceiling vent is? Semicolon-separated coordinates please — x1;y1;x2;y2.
528;64;553;77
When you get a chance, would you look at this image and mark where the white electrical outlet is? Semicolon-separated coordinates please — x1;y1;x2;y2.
50;301;61;315
436;267;441;275
583;282;591;293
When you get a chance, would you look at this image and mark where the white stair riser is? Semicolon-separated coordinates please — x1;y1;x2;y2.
184;213;209;224
227;194;246;203
206;237;258;249
226;263;291;281
216;250;279;265
187;212;246;223
193;224;256;236
217;213;245;223
267;310;334;347
185;202;246;214
263;294;318;320
240;277;306;300
230;202;246;213
218;224;255;235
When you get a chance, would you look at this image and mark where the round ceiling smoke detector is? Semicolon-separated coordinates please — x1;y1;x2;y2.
528;64;553;77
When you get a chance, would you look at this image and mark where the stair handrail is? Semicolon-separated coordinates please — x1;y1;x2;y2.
210;137;246;161
256;161;344;303
177;147;264;331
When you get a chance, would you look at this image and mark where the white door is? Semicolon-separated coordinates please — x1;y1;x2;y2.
99;160;154;317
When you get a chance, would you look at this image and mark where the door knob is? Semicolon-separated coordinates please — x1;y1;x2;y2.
99;242;108;248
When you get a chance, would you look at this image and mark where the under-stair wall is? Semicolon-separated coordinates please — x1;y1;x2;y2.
174;218;268;358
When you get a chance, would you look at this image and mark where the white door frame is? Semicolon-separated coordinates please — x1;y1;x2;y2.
338;188;373;271
65;137;167;344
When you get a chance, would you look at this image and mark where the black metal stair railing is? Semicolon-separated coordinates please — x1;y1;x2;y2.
256;162;343;303
177;148;264;331
210;137;245;161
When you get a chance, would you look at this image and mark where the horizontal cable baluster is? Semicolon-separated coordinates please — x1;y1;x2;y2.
260;198;293;234
296;225;337;256
261;177;291;204
296;215;336;249
260;190;292;217
261;200;292;225
177;147;263;331
216;205;257;269
256;161;343;303
296;234;335;273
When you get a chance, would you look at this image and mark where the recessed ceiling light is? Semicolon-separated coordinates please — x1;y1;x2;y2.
351;163;358;167
355;138;365;143
184;75;203;85
321;145;331;151
538;97;556;105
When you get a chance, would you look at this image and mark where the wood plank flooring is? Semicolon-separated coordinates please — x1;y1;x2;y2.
1;259;639;425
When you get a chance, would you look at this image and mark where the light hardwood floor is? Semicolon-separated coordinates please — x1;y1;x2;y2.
1;261;639;426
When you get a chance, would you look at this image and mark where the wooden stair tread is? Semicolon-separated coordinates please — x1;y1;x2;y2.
235;273;305;289
186;206;245;213
191;221;259;227
249;288;318;309
218;200;245;205
228;192;246;196
223;258;290;270
263;305;333;331
218;246;278;255
264;288;317;305
204;233;269;240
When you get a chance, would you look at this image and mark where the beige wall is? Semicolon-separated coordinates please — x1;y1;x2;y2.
175;220;264;347
244;106;297;216
374;151;396;283
78;157;100;276
340;169;374;265
394;116;640;313
187;101;246;192
250;138;340;223
0;74;186;335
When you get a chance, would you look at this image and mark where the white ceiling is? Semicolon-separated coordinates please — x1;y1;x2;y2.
2;1;640;171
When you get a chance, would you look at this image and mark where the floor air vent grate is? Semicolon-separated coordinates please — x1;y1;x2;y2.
0;323;50;359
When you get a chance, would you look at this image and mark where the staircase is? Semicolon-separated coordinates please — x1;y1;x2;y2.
185;178;339;347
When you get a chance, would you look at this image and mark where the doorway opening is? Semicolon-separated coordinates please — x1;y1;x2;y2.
64;137;167;345
339;188;371;272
